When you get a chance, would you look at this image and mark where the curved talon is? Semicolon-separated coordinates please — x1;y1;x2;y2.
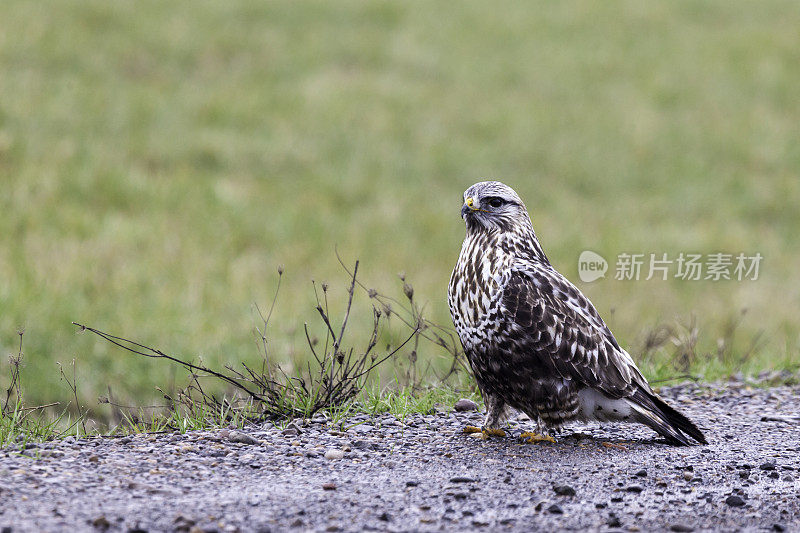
463;426;506;439
520;431;555;444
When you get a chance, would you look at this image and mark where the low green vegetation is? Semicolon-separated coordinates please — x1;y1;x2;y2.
1;1;799;440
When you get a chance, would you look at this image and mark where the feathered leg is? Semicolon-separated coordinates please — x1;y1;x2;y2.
483;393;506;429
464;393;507;438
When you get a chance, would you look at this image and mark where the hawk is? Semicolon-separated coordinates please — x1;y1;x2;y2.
448;181;706;446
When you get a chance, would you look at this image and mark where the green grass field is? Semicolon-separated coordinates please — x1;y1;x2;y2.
2;1;799;414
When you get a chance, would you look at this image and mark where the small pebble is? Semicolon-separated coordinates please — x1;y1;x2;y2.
725;495;746;507
553;484;576;496
454;399;478;412
228;431;259;445
324;449;345;460
92;516;110;529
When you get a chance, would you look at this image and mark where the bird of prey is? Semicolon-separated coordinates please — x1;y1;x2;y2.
448;181;706;446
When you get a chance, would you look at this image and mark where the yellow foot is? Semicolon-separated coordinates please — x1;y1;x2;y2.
520;431;555;444
463;426;507;439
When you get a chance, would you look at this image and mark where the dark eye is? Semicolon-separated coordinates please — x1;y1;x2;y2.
487;198;503;208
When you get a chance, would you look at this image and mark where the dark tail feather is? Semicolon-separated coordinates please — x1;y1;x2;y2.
630;389;707;446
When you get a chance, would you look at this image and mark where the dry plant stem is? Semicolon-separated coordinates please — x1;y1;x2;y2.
335;252;469;384
650;374;700;384
58;359;87;435
2;330;24;415
72;260;420;422
637;310;765;379
72;322;269;403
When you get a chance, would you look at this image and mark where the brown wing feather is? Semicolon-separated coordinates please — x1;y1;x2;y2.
501;267;648;399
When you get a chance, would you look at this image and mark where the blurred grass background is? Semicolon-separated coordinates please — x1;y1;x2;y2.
1;0;799;409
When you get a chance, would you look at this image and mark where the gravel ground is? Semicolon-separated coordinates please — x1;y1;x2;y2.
2;381;800;532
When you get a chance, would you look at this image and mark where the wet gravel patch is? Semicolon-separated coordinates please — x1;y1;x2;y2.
2;382;800;532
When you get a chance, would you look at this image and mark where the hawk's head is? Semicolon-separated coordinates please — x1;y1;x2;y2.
460;181;531;233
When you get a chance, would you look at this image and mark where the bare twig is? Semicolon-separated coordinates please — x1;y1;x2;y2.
2;329;24;415
335;250;469;386
73;322;267;403
74;260;420;422
57;359;87;435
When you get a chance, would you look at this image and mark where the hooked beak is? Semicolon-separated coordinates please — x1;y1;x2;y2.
461;196;482;218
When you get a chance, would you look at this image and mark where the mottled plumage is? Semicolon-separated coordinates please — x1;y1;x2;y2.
448;181;706;445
